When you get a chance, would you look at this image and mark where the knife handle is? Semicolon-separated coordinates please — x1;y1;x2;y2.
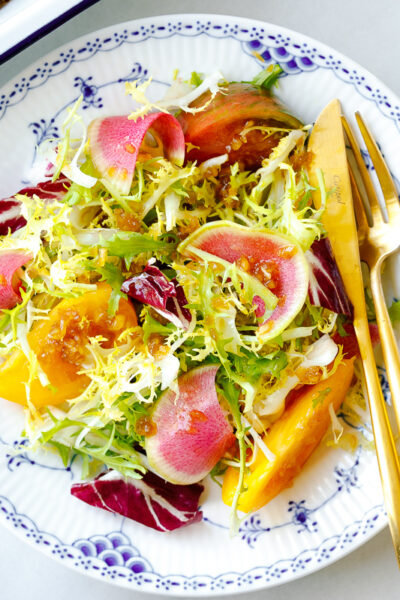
355;316;400;564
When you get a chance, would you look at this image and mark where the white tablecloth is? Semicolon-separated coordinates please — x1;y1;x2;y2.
1;0;399;597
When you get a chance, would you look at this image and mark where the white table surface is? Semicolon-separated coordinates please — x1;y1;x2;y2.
0;0;399;597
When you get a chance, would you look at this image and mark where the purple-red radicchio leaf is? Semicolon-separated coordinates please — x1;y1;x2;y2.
71;470;204;532
306;238;353;317
0;177;70;235
121;264;191;329
332;322;379;359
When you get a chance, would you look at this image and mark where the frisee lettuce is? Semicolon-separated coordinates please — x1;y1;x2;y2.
97;231;176;268
0;66;361;536
85;261;127;315
217;376;247;535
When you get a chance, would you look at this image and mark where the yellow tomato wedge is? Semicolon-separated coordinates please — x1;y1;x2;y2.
222;358;355;512
0;283;137;408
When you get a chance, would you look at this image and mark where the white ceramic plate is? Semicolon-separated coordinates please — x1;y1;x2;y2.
0;13;399;596
0;0;101;62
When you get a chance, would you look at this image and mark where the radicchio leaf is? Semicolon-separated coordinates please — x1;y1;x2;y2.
121;264;191;329
0;200;26;236
332;322;379;358
0;251;32;309
306;238;353;317
0;177;70;235
71;470;203;532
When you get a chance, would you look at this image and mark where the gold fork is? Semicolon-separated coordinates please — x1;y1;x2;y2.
342;114;400;430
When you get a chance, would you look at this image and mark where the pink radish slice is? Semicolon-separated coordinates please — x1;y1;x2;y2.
0;251;32;309
88;113;185;194
178;221;309;341
146;365;235;485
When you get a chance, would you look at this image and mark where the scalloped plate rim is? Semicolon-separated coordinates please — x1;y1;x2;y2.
0;12;395;595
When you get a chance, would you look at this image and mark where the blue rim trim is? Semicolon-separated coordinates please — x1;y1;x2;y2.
0;0;101;65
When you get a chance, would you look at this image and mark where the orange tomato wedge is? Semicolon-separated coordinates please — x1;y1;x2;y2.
222;358;355;513
0;283;137;408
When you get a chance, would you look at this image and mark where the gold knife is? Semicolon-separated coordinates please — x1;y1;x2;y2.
308;99;400;564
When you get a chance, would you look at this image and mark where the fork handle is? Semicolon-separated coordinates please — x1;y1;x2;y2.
354;314;400;564
370;258;400;428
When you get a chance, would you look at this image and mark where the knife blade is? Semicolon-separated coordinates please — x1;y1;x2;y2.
308;99;400;564
308;99;365;304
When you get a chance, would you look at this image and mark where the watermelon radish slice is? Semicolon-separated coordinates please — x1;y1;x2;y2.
146;365;235;485
88;113;185;194
178;221;309;342
0;251;32;310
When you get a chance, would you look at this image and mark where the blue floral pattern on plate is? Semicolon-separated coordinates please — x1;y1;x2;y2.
2;18;400;126
0;494;385;593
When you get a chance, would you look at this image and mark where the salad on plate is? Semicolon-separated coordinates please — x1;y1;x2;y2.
0;65;374;533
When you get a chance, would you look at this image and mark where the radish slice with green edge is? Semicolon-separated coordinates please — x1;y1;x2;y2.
146;365;235;485
88;114;185;195
178;221;309;343
0;251;32;309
